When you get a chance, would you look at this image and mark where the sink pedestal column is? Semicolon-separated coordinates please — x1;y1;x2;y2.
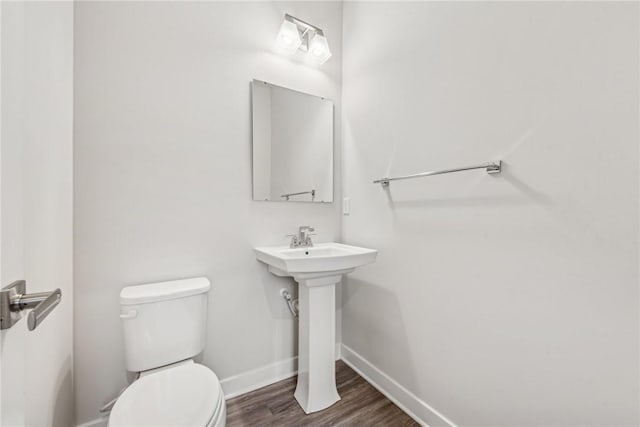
293;273;344;414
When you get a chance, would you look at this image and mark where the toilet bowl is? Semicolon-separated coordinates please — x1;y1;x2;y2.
108;277;226;427
109;361;225;427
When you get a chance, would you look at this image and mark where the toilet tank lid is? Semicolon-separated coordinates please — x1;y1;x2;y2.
120;277;211;305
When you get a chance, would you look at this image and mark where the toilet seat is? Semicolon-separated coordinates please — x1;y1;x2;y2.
109;363;222;427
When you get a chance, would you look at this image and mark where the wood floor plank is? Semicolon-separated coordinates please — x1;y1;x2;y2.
226;361;419;426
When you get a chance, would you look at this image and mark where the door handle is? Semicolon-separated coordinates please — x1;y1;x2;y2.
0;280;62;331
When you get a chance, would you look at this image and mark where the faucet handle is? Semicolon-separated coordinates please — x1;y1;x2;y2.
286;234;299;248
304;233;316;247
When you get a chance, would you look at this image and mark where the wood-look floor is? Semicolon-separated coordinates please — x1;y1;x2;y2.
226;361;419;426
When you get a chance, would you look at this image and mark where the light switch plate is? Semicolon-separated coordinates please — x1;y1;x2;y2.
343;197;350;215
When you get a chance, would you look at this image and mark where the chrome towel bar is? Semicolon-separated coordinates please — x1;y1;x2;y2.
373;161;502;188
0;280;62;331
281;189;315;201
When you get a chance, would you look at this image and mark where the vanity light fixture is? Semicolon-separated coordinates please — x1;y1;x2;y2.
275;14;332;65
276;18;302;54
308;32;332;65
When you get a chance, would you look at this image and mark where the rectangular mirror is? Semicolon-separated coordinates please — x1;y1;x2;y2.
251;79;334;203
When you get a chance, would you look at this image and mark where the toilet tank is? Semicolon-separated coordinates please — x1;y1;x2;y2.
120;277;211;372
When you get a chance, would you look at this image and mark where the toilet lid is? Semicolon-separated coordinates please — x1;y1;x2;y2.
109;364;222;427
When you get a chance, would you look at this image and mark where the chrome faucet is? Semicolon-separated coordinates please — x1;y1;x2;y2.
287;226;315;248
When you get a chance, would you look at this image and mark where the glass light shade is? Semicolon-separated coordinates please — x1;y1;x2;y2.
308;33;332;65
276;20;302;54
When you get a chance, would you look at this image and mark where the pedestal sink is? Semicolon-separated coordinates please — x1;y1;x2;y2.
255;242;377;414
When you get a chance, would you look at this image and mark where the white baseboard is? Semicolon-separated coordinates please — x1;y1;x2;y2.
340;343;456;427
220;355;299;400
220;342;343;400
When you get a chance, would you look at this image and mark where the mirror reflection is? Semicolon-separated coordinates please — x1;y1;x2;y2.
251;79;334;203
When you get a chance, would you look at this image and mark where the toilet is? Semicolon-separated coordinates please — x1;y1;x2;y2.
108;277;226;427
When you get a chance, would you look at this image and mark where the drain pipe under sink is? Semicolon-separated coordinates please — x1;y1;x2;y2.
280;288;299;317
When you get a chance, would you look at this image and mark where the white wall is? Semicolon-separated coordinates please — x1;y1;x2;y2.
73;2;342;425
341;2;639;426
1;1;74;426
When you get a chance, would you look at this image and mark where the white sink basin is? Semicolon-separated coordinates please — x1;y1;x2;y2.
255;241;377;414
255;242;377;280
